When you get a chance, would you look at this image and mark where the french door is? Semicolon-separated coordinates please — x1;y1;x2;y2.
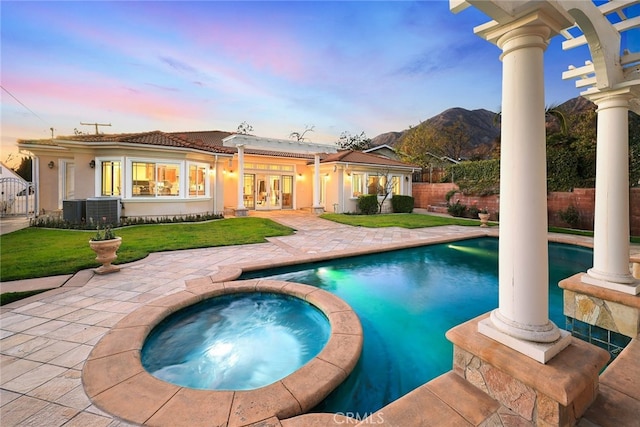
254;174;293;210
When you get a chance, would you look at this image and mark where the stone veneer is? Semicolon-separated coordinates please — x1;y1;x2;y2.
560;273;640;339
82;278;363;427
446;314;609;427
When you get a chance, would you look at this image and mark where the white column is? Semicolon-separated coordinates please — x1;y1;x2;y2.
236;145;246;212
313;153;321;209
583;91;639;294
478;24;570;363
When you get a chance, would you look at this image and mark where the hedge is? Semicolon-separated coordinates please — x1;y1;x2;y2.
391;195;414;213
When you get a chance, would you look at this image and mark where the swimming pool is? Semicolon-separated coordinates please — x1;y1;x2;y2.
240;237;593;414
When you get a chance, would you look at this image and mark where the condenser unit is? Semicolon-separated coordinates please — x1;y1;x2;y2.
86;197;121;225
62;199;86;224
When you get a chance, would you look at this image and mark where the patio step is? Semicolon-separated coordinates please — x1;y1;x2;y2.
356;371;501;426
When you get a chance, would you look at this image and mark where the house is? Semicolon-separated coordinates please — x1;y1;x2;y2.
363;144;399;160
17;130;419;221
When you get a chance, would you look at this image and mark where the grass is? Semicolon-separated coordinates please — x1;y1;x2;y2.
1;289;52;306
320;212;483;228
0;217;294;282
2;212;638;284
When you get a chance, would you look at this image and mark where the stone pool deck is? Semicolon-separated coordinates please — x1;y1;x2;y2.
1;210;639;426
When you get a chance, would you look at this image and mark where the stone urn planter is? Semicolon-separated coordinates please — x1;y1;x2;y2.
89;237;122;274
478;213;490;228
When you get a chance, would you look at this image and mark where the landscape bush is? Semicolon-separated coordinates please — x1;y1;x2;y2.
559;205;580;228
391;195;414;213
357;195;379;215
30;212;224;230
447;200;467;217
443;159;500;196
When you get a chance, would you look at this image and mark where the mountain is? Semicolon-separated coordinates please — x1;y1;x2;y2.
557;96;596;115
370;131;404;147
370;96;598;159
370;107;500;158
424;107;499;148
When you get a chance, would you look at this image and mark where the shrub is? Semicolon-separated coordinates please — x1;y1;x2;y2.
445;189;458;204
559;205;580;229
443;159;500;196
391;195;414;213
30;212;224;230
357;195;379;215
467;205;480;219
447;200;467;217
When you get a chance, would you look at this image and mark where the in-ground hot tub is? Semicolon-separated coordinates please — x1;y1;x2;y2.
141;292;331;390
82;278;363;426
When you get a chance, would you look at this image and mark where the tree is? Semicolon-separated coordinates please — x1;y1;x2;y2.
12;157;32;181
289;125;315;142
336;131;372;151
439;119;472;161
236;121;254;135
367;169;396;213
396;122;447;169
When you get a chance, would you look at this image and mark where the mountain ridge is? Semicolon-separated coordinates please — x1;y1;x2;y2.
370;96;597;155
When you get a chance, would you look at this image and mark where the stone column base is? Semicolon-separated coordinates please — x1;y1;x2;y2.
311;206;325;215
233;208;249;217
560;273;640;340
447;313;609;426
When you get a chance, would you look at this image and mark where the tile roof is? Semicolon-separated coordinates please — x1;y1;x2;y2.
320;150;419;169
18;131;418;167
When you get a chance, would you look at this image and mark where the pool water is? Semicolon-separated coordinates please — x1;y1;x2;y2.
141;293;331;390
240;237;593;414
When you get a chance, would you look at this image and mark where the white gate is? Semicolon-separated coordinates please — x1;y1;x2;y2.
0;178;35;217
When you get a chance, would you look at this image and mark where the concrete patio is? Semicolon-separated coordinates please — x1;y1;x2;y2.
1;211;638;426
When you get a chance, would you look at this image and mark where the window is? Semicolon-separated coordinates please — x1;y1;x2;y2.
390;176;400;195
188;164;207;196
132;161;180;197
101;161;121;196
368;176;381;195
352;173;364;197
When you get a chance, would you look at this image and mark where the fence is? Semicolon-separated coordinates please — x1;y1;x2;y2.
0;178;35;217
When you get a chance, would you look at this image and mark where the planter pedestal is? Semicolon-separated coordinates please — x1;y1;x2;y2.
478;213;490;227
89;237;122;274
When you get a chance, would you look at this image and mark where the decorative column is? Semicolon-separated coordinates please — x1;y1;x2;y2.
235;144;248;217
312;153;323;214
582;90;639;295
477;20;570;363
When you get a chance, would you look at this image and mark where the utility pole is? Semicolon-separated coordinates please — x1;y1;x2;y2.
80;122;111;135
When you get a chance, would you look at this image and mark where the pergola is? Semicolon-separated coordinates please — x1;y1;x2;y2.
450;0;639;363
222;134;337;215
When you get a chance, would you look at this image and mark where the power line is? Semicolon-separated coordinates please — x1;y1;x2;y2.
1;85;50;127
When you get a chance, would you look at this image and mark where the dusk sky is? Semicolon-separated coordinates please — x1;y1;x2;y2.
0;1;619;163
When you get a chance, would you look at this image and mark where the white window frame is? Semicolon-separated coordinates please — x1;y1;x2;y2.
127;158;183;198
187;161;210;198
351;173;365;198
95;157;124;197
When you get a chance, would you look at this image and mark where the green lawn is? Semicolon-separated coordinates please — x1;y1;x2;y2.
320;212;483;228
0;217;294;282
2;213;637;284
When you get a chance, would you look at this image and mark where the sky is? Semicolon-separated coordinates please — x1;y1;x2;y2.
1;1;629;165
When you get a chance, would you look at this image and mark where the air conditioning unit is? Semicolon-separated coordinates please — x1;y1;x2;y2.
86;197;121;225
62;200;86;224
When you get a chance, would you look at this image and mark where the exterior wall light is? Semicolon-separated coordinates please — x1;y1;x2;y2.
48;161;55;169
89;160;96;168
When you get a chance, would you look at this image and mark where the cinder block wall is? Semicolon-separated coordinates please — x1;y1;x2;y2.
413;183;640;236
